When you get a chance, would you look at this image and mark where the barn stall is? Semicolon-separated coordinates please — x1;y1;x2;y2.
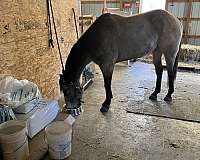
0;0;200;160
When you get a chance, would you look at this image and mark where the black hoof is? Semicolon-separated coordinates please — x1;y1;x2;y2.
164;96;172;102
149;94;157;101
100;106;109;112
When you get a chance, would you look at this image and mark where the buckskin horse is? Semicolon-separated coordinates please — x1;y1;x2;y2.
59;9;183;112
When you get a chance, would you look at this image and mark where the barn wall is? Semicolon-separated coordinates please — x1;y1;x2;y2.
0;0;80;100
167;0;200;46
81;1;120;17
81;0;139;18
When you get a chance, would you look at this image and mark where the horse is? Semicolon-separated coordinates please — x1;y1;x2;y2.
59;9;183;113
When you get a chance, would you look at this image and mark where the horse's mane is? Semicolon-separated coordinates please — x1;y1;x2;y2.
65;13;111;71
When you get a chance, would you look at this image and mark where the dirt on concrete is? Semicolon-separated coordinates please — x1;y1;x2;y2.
62;62;200;160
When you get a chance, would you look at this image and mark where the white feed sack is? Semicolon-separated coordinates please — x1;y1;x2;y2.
0;76;41;113
0;76;60;138
15;100;59;138
0;76;41;106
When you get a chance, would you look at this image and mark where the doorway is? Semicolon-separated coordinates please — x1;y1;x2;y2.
140;0;166;13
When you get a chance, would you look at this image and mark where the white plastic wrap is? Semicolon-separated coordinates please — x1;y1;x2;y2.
0;76;41;108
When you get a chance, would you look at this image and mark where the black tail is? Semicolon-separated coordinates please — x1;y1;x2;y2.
173;43;181;80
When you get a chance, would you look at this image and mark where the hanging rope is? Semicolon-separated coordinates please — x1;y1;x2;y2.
47;0;65;72
46;0;54;48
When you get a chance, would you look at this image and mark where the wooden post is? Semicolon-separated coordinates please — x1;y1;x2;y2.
102;0;108;13
185;0;193;43
119;0;123;11
104;0;107;8
165;0;169;11
139;0;142;13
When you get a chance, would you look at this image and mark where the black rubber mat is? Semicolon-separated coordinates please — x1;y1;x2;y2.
127;97;200;123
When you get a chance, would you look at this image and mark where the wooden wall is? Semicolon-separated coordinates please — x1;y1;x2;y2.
0;0;80;100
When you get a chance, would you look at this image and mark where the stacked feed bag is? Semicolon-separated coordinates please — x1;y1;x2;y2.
15;100;59;138
0;76;60;138
0;76;41;114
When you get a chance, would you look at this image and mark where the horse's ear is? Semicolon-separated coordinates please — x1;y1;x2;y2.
59;74;63;91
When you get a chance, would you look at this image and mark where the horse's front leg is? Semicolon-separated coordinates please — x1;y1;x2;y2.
99;63;114;112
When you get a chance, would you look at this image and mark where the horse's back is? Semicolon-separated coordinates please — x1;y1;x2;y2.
144;10;183;44
111;10;183;60
78;10;183;64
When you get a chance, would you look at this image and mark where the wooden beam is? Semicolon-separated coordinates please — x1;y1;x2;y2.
185;0;193;43
119;0;123;10
165;0;169;10
178;17;200;20
183;35;200;38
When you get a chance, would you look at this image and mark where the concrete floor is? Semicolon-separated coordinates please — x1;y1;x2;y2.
47;62;200;160
68;61;200;160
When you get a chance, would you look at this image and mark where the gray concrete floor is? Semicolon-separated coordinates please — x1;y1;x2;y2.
41;61;200;160
66;61;200;160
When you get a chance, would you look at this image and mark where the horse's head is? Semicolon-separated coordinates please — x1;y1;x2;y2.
59;74;83;109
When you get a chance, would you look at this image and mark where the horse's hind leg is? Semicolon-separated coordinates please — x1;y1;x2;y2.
164;48;179;101
149;49;163;100
99;63;114;112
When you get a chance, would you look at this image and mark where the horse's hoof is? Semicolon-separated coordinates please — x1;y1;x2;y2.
164;96;172;102
100;106;109;112
149;94;157;100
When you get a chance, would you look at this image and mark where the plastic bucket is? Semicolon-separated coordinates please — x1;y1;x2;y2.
3;138;29;160
45;121;72;159
0;120;29;160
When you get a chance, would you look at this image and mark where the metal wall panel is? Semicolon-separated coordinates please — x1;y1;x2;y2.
107;2;120;8
167;1;200;46
168;2;185;17
81;1;138;17
189;2;200;43
190;21;200;35
192;2;200;17
188;38;200;46
81;2;120;17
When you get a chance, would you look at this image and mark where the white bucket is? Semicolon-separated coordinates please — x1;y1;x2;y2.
0;120;29;160
45;121;72;159
3;138;29;160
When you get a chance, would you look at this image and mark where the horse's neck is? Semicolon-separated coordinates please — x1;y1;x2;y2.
65;45;90;83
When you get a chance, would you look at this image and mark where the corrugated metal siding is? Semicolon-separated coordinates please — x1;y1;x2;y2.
107;2;120;8
168;2;185;17
82;3;103;17
192;2;200;17
190;2;200;43
190;2;200;45
167;1;200;46
190;21;200;35
81;2;120;17
81;1;138;17
188;38;200;46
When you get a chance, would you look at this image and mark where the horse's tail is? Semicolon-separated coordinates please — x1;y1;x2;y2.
173;43;181;80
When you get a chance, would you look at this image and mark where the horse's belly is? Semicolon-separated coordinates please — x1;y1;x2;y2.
117;40;156;62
